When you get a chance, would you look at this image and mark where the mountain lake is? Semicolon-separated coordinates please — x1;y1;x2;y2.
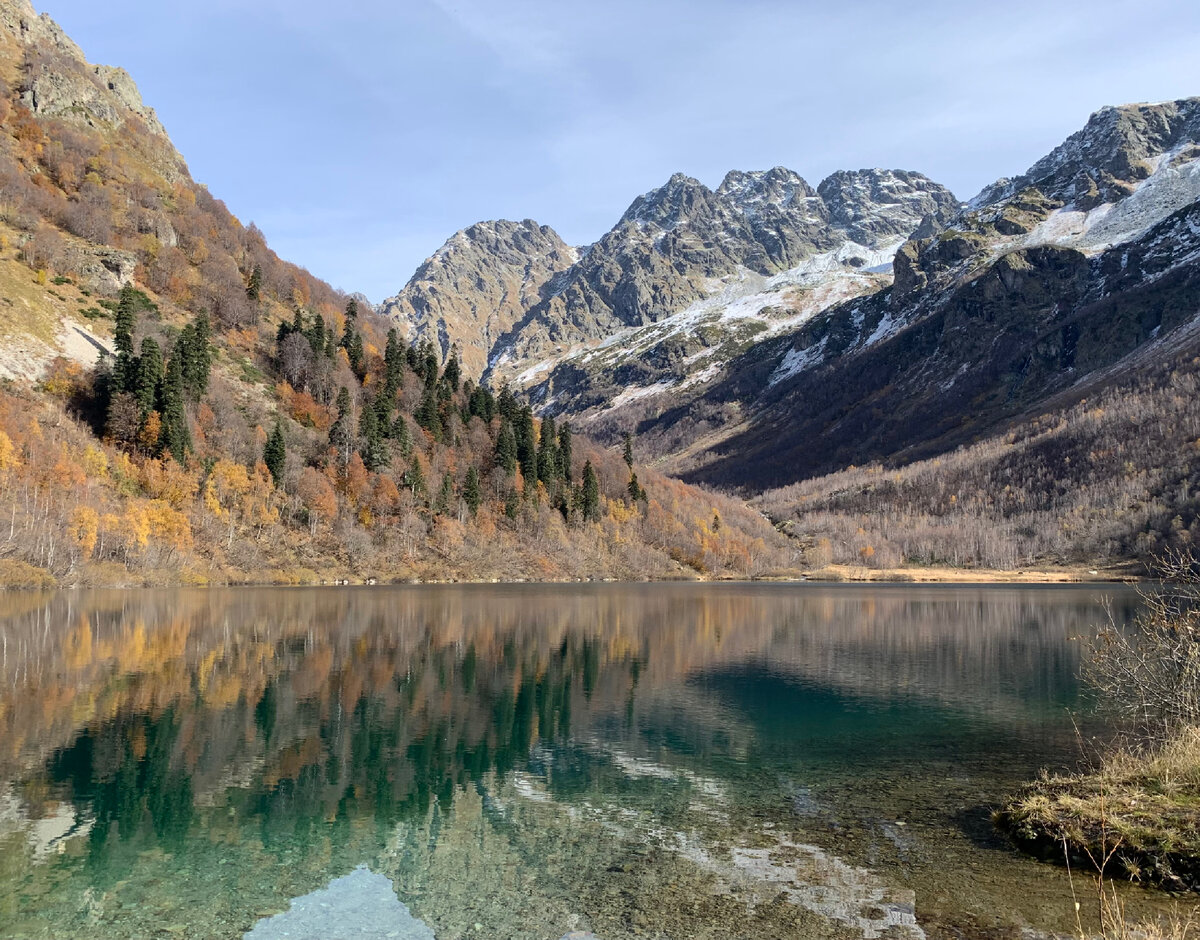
0;583;1186;939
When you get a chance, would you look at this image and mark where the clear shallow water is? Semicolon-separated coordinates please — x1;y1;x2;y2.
0;583;1176;939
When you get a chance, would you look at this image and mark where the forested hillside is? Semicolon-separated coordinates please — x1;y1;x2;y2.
755;351;1200;573
0;0;790;587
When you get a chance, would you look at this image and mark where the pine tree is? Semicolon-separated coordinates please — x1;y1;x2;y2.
111;285;137;394
443;349;461;393
516;407;537;480
436;472;454;514
393;415;413;459
423;345;439;391
384;329;404;397
627;471;645;503
581;461;600;522
263;420;286;487
498;384;518;422
495;420;517;475
307;312;326;356
246;264;262;301
158;349;191;462
179;314;212;401
557;423;573;481
504;488;520;519
537;415;558;485
134;337;162;417
622;432;634;469
463;466;481;517
345;297;358;324
416;388;440;438
404;459;427;501
329;386;354;464
348;333;365;377
359;395;389;471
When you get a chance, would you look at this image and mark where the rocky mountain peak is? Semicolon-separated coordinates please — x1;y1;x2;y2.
817;169;962;244
971;98;1200;210
0;0;176;146
619;173;714;229
379;219;577;378
717;167;817;215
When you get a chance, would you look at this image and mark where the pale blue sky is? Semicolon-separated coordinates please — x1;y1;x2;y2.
43;0;1200;302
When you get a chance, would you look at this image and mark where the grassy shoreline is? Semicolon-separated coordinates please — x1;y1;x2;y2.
0;557;1149;591
995;728;1200;894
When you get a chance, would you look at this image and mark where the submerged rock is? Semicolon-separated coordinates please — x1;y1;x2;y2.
243;866;435;940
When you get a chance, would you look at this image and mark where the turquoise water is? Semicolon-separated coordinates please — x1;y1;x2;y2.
0;583;1172;938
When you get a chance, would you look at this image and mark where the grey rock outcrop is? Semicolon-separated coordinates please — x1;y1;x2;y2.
970;99;1200;210
382;166;957;382
0;0;185;179
378;219;578;380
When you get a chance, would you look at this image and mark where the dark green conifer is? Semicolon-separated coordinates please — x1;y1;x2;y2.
404;459;427;500
537;415;558;485
179;314;212;401
516;407;536;479
111;286;137;394
158;349;191;462
436;472;454;514
393;415;413;459
263;420;286;487
622;432;634;469
581;461;600;522
359;395;389;470
246;264;262;301
384;329;404;397
329;386;354;464
495;420;517;475
464;466;481;517
443;349;461;392
557;424;573;481
135;337;162;417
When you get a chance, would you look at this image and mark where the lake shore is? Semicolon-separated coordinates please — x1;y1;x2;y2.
799;562;1143;584
0;555;1148;590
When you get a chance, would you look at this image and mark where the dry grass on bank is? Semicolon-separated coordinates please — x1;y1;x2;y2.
997;727;1200;893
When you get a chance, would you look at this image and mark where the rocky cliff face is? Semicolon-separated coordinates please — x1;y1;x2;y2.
0;0;185;179
377;219;577;380
381;166;958;384
489;167;958;381
605;99;1200;489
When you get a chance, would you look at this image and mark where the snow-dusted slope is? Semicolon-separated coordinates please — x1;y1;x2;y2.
621;98;1200;488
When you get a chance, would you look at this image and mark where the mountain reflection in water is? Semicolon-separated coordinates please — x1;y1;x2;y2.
0;584;1157;939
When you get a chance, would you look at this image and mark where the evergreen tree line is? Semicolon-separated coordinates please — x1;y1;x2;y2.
104;284;211;462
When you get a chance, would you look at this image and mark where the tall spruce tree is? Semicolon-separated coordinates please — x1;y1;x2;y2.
443;349;461;393
463;466;481;517
557;424;573;481
384;329;404;398
329;386;354;464
516;407;536;479
537;415;558;485
359;395;388;470
179;314;212;401
134;337;162;417
495;420;517;475
158;349;190;461
581;461;600;522
111;286;137;394
263;420;286;487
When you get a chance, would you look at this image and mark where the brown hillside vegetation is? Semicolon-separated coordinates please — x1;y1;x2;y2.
0;2;790;586
755;355;1200;573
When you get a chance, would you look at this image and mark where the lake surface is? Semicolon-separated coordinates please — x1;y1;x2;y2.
0;583;1176;939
